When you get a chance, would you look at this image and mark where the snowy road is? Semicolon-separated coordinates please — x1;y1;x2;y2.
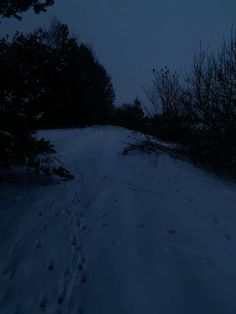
1;126;236;313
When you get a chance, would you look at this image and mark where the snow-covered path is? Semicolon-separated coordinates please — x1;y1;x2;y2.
1;126;236;314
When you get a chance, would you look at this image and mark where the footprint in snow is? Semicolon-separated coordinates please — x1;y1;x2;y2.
9;240;21;254
65;208;71;215
39;297;48;312
70;234;76;246
42;224;47;230
136;224;144;229
101;223;109;228
85;202;91;209
35;240;42;248
1;266;15;282
54;211;61;217
80;273;87;283
57;294;64;305
73;194;81;203
64;267;71;278
100;213;107;218
224;233;232;241
47;260;54;271
100;176;108;181
31;212;40;220
79;263;84;271
76;244;81;252
167;229;176;234
78;256;87;272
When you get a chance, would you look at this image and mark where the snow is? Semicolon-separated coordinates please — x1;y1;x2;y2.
1;126;236;313
0;130;14;138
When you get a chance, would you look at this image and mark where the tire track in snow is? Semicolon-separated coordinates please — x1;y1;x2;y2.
56;189;87;313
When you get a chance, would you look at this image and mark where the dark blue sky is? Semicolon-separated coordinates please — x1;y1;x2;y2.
1;0;236;105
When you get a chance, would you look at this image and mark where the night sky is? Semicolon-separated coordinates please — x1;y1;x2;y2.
1;0;236;105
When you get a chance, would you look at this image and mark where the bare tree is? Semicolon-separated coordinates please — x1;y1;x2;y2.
144;67;185;118
185;32;236;133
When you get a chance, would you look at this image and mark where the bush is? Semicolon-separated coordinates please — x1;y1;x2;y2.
0;106;73;179
112;98;147;131
145;31;236;178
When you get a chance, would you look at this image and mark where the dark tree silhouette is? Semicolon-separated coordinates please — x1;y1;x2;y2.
112;98;146;131
0;20;116;173
28;21;116;127
0;0;54;19
0;21;115;129
145;30;236;178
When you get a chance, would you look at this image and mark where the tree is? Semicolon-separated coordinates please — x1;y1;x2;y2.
0;21;116;129
144;67;184;118
0;25;73;179
144;68;190;141
145;30;236;177
0;0;54;20
32;21;115;127
112;98;146;131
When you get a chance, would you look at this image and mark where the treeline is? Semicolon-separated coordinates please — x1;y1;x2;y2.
144;32;236;178
1;21;115;128
1;0;235;180
0;21;115;176
112;30;236;179
0;0;53;19
112;98;147;131
0;18;148;177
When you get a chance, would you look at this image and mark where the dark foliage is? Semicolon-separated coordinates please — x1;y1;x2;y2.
0;22;115;129
145;31;236;178
0;107;55;171
0;21;114;177
0;0;54;19
0;21;115;177
0;2;74;179
0;34;56;174
112;98;147;131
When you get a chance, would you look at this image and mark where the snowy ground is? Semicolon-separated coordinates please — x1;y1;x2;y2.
1;126;236;314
